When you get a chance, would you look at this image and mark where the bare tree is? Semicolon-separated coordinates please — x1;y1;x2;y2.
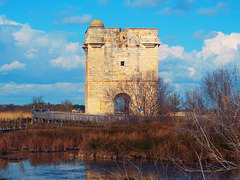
61;99;73;112
104;71;172;122
184;65;240;173
167;92;182;116
32;96;45;109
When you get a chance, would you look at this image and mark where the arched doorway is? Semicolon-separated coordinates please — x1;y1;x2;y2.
114;93;130;114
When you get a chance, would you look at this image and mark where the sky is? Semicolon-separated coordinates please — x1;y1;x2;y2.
0;0;240;105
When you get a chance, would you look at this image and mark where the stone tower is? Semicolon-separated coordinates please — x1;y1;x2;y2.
83;20;160;114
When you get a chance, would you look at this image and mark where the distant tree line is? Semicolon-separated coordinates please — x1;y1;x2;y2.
0;97;85;113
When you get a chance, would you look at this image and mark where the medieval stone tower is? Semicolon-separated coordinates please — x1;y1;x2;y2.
83;20;160;114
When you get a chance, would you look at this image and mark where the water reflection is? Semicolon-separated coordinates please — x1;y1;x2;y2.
1;155;86;179
0;153;238;179
0;158;8;170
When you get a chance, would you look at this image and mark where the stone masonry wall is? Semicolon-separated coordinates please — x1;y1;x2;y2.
83;21;160;114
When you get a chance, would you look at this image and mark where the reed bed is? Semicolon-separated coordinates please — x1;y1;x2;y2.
0;120;200;164
0;111;31;119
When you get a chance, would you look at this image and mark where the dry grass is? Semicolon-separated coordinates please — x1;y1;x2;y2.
0;111;31;119
0;121;199;164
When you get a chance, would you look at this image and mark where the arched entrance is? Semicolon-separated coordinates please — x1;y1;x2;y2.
114;93;130;114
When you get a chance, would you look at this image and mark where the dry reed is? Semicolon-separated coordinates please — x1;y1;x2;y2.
0;111;31;119
0;121;199;164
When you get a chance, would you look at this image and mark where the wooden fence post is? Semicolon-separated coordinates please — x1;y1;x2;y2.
20;118;22;129
32;118;35;128
39;119;42;128
26;117;28;129
6;118;9;129
13;118;16;129
3;118;5;129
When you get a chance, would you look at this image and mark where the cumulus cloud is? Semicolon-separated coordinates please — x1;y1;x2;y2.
55;14;92;25
0;15;21;25
50;54;84;70
13;24;45;47
157;0;195;15
158;31;240;88
158;44;186;61
125;0;168;7
197;2;229;16
201;32;240;65
50;42;85;69
0;16;87;104
187;67;195;77
0;16;85;69
0;61;25;72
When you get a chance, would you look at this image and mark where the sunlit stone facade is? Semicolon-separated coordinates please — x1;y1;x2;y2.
83;20;160;114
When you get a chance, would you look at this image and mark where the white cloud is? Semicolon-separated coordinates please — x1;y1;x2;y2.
188;67;195;77
0;15;21;25
66;42;79;52
201;32;240;65
0;82;84;95
25;49;38;59
158;71;173;83
0;82;85;104
35;36;49;47
13;23;45;47
158;31;240;94
50;54;84;70
50;42;85;69
0;16;85;69
159;44;186;60
0;16;86;104
125;0;167;7
55;14;92;25
160;32;240;67
197;2;229;16
0;61;25;72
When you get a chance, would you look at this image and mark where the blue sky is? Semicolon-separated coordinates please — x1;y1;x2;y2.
0;0;240;105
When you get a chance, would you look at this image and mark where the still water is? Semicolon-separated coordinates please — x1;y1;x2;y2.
0;152;237;179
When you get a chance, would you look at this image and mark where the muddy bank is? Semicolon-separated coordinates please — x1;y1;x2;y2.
0;150;171;164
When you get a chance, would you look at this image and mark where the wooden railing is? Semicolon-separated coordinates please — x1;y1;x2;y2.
0;110;131;132
31;109;129;126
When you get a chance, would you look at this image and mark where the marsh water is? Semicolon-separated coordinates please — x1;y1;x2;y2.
0;152;237;179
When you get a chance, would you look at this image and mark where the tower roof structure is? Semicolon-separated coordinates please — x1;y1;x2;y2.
90;20;104;28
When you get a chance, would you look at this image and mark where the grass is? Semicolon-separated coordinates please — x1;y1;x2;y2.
0;111;31;119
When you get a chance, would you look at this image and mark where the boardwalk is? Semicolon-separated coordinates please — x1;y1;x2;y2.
0;109;129;132
32;109;129;126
